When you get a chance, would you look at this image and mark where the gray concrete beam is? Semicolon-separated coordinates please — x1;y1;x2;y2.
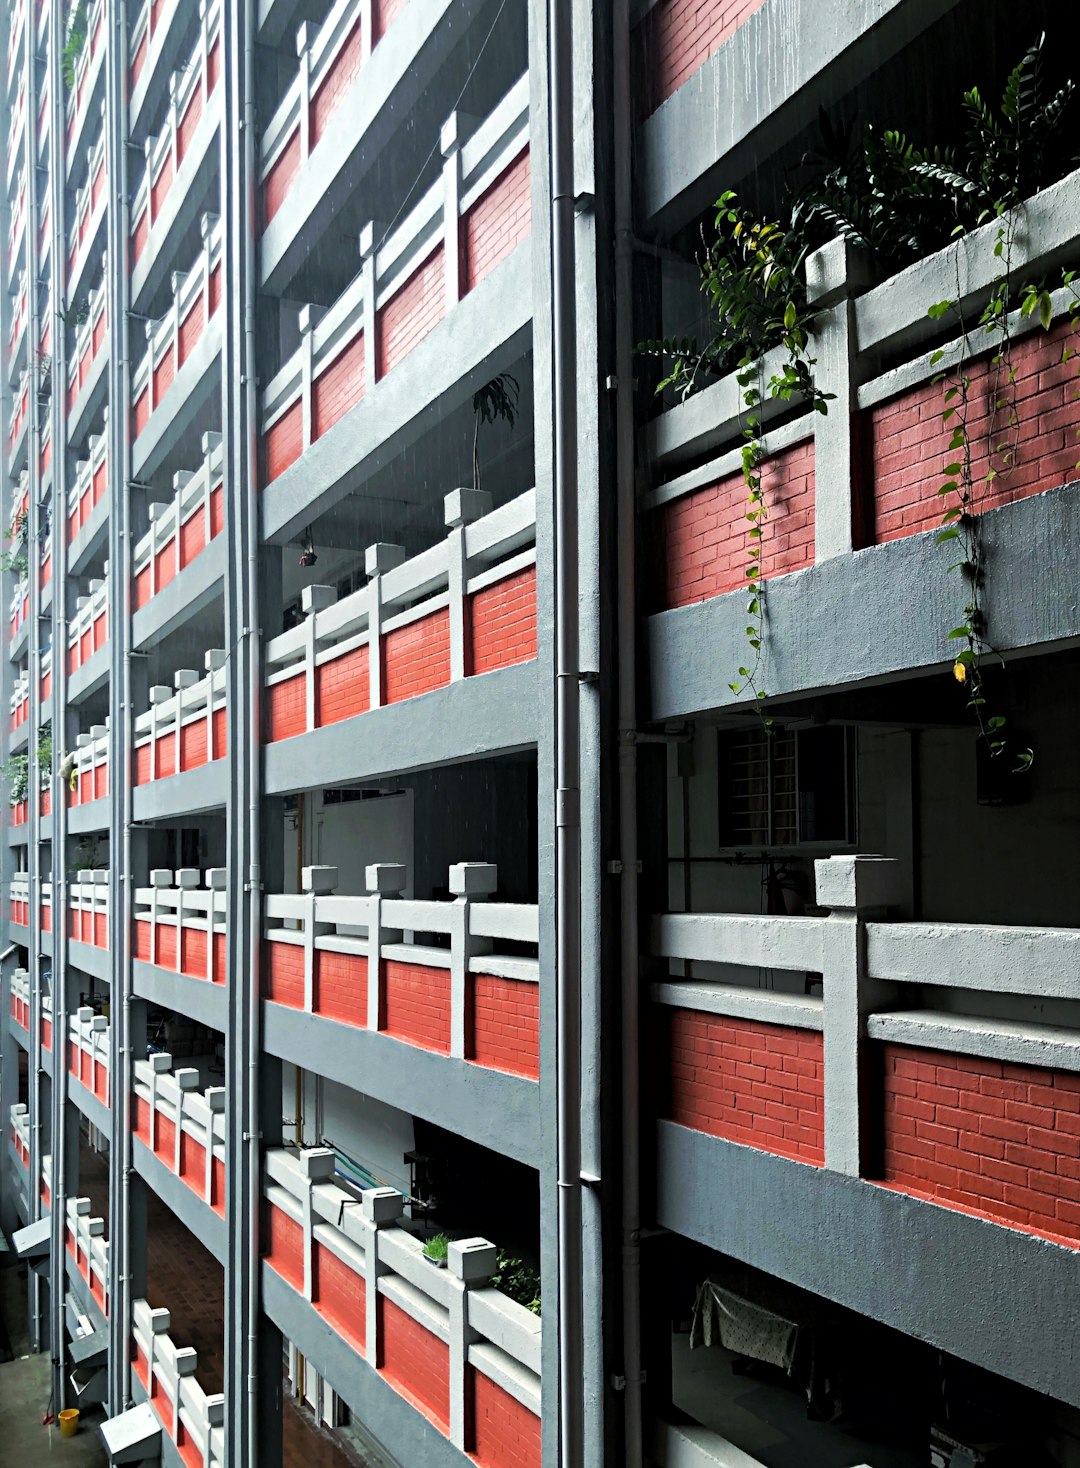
67;645;110;705
68;799;109;836
131;760;228;822
67;941;111;985
133;959;227;1034
67;1072;111;1135
132;1137;227;1264
132;527;225;650
130;327;222;484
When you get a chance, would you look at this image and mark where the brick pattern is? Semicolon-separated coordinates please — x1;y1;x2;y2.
383;608;451;704
131;31;148;89
461;149;531;295
467;565;538;675
634;0;766;115
466;1367;542;1468
312;329;365;439
266;1203;305;1291
268;673;306;741
153;345;175;405
880;1044;1080;1248
263;128;301;229
382;960;451;1052
467;974;539;1080
178;293;204;367
376;246;445;378
265;941;304;1008
375;0;408;39
151;151;174;220
378;1296;450;1433
315;643;370;726
313;1241;366;1353
314;949;368;1027
665;1007;825;1165
646;440;815;612
177;81;203;166
866;319;1080;544
181;926;208;979
261;398;303;485
155;539;177;594
311;20;363;147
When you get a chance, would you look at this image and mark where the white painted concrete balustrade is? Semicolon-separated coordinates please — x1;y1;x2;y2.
132;653;227;784
132;1299;224;1468
133;1053;226;1214
66;111;107;290
132;432;223;609
69;1005;110;1103
69;868;110;950
133;868;227;980
68;1195;110;1317
66;417;108;542
65;262;108;417
9;968;29;1029
70;720;109;806
67;569;108;676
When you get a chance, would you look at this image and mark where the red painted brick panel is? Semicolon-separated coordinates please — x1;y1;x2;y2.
151;151;174;221
665;1008;825;1165
315;644;370;726
154;343;176;403
313;330;365;439
134;565;152;609
154;1112;177;1168
866;319;1080;545
382;960;451;1053
177;84;203;167
133;204;149;264
880;1044;1080;1247
261;399;302;485
180;718;209;772
311;21;362;148
212;1157;225;1214
131;31;148;89
314;949;368;1027
268;673;307;741
208;265;221;318
181;925;208;979
213;706;226;758
157;923;178;971
134;920;152;962
467;565;537;675
266;1203;305;1291
461;148;531;295
155;539;177;593
213;932;226;984
176;1423;204;1468
207;40;221;94
134;743;151;785
210;484;224;538
467;1367;542;1468
94;912;107;948
374;0;407;39
94;761;107;800
382;609;450;704
93;460;107;505
634;0;766;115
376;246;445;378
263;129;300;229
314;1241;366;1353
180;510;205;567
646;440;815;612
157;730;178;779
378;1296;450;1432
179;1132;207;1198
265;940;304;1008
178;293;204;367
467;974;539;1079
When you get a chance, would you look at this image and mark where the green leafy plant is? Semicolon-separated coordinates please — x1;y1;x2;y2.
2;754;29;807
70;836;102;874
36;724;52;788
490;1251;541;1316
472;372;519;496
422;1232;449;1263
61;0;89;90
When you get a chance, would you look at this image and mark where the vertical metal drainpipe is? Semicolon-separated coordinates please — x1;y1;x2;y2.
612;0;643;1461
549;0;585;1460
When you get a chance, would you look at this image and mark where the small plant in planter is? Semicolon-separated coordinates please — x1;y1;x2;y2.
422;1233;450;1268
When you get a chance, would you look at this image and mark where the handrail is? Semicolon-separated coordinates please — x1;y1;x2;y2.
68;1005;110;1103
132;1053;225;1212
132;654;228;782
67;1195;110;1316
66;413;109;542
132;1299;225;1467
132;432;223;607
133;868;227;981
66;569;109;675
68;870;110;950
70;719;109;805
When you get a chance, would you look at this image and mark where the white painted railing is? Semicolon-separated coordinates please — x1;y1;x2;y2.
10;968;29;1026
266;1146;542;1448
132;431;223;607
71;720;109;805
132;1300;224;1467
67;1195;109;1316
133;653;227;782
9;669;29;736
67;415;109;541
130;0;222;262
133;868;227;980
9;268;26;362
39;530;52;590
133;1053;225;1208
260;72;529;446
265;488;536;735
7;67;25;178
68;1004;110;1102
10;1102;29;1166
67;570;108;674
8;575;28;643
66;262;108;415
131;212;222;435
7;0;25;92
8;367;28;454
129;0;178;92
69;869;110;949
66;111;107;285
62;0;106;145
7;167;26;278
39;644;52;701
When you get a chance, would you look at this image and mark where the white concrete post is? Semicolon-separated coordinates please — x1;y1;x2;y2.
298;303;326;452
206;868;226;982
362;1187;403;1364
447;1238;497;1448
295;23;312;163
299;1148;336;1300
440;115;465;307
205;649;225;758
301;583;336;730
448;863;497;1059
358;221;384;385
444;488;490;684
173;1068;200;1172
364;542;405;710
365;864;406;1030
816;854;903;1176
302;865;338;1013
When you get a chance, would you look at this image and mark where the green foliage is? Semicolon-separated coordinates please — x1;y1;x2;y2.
61;0;89;90
422;1232;449;1262
2;754;28;807
472;372;519;494
490;1251;541;1316
37;724;52;787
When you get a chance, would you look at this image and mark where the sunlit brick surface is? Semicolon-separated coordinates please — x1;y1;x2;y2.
382;959;451;1052
378;1295;450;1433
467;565;538;675
466;1367;542;1468
376;246;445;378
461;148;531;294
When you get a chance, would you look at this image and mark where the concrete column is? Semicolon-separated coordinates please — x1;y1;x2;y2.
364;542;404;711
300;582;335;731
365;863;405;1031
448;862;496;1060
444;487;490;683
295;23;312;164
361;1186;403;1365
301;864;337;1013
447;1237;497;1448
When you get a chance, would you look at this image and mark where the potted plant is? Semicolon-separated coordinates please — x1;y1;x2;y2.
422;1233;449;1269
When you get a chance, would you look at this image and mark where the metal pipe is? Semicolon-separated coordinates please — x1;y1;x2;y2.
548;0;584;1459
613;0;643;1457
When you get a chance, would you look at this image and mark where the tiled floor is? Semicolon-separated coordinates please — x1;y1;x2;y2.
284;1396;383;1467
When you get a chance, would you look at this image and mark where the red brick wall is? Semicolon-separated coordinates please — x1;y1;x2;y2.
313;1241;366;1353
180;508;205;566
132;206;149;264
178;293;204;367
261;398;303;485
314;950;368;1027
207;39;221;94
157;923;178;971
132;388;149;438
151;151;174;221
634;0;766;115
865;319;1080;545
467;565;537;676
383;608;451;704
376;246;445;378
179;1132;207;1199
268;673;306;741
263;129;300;229
266;1203;305;1291
313;330;365;439
461;149;531;295
382;960;451;1052
181;926;208;979
647;440;815;612
177;82;203;166
315;643;370;725
311;21;363;147
467;974;539;1079
153;345;175;404
154;1112;177;1168
378;1296;450;1432
374;0;407;41
212;1157;225;1214
880;1044;1080;1247
665;1008;825;1165
155;539;176;594
466;1367;542;1468
265;941;304;1008
180;718;209;771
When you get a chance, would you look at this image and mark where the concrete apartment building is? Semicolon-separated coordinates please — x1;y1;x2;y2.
3;0;1080;1463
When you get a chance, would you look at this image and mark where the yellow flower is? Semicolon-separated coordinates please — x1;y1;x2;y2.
953;661;967;684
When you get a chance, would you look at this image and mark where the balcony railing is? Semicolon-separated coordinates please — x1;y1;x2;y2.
131;213;222;442
10;667;29;732
259;73;530;485
63;0;106;152
67;416;109;543
7;69;25;178
131;0;222;271
67;571;108;676
8;167;26;278
265;1147;541;1456
10;968;29;1028
133;1053;225;1214
132;1300;224;1468
69;869;110;950
66;116;108;288
133;654;227;784
8;574;29;648
7;0;25;93
38;644;52;704
9;472;28;541
68;1004;109;1104
70;721;109;806
654;854;1080;1248
36;73;48;157
9;268;26;364
265;861;540;1078
8;368;29;459
66;263;108;417
39;530;51;592
129;0;177;95
133;431;223;609
266;489;537;741
10;1103;30;1170
133;868;226;981
68;1195;109;1317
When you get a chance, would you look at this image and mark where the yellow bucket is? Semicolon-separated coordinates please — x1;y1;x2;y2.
58;1409;80;1438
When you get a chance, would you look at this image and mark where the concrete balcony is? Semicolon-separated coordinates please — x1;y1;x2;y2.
8;1104;30;1221
129;0;198;134
8;266;26;372
653;853;1080;1410
6;71;25;191
132;653;227;821
6;0;25;97
67;720;109;832
63;0;106;182
65;114;108;308
132;1053;226;1256
7;167;25;288
67;569;108;682
131;1299;224;1468
132;432;224;647
66;416;110;573
7;365;28;472
68;869;111;981
263;1146;542;1468
263;861;540;1162
65;263;109;439
66;1195;110;1324
35;71;48;161
133;869;227;1026
9;966;30;1036
66;1004;111;1131
130;0;222;312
